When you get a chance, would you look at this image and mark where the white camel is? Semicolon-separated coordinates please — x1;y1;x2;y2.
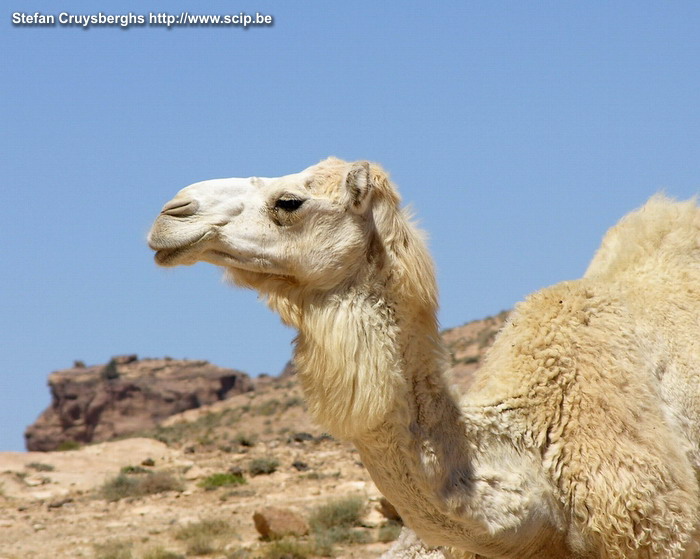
148;158;700;558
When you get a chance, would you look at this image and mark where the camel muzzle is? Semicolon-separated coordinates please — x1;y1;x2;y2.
160;198;199;217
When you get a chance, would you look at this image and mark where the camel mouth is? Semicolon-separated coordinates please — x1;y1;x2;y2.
151;232;212;267
154;246;193;267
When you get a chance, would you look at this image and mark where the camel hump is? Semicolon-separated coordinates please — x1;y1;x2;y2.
584;194;700;281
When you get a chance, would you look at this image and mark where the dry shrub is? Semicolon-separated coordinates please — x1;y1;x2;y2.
93;539;133;559
249;457;279;476
309;496;370;555
100;471;183;501
258;538;313;559
377;520;402;543
142;548;184;559
175;518;235;556
198;471;246;490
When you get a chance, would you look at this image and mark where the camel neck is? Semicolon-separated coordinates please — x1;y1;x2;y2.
293;283;459;444
292;285;492;549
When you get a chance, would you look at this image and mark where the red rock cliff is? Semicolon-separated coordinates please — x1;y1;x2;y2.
25;355;253;451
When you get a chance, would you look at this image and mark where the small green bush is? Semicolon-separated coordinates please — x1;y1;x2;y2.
198;472;246;490
259;539;313;559
56;440;81;451
175;518;234;556
299;472;320;481
139;471;184;495
309;496;365;530
100;471;183;501
309;496;369;555
175;518;234;540
26;462;55;472
313;525;371;554
377;520;402;543
101;359;120;380
284;395;304;409
142;548;184;559
184;535;215;556
233;432;257;447
249;457;279;476
100;474;139;501
140;408;242;446
93;539;133;559
120;465;150;475
256;399;280;416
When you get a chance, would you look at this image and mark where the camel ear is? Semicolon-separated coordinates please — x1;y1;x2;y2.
345;162;373;214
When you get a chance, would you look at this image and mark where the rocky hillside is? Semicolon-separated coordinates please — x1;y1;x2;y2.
25;356;253;451
3;313;509;559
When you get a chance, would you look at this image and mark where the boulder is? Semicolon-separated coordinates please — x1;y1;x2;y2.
253;506;309;539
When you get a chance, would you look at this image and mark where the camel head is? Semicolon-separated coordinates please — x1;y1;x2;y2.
149;157;439;438
148;158;410;316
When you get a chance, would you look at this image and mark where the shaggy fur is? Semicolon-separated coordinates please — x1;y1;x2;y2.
149;159;700;558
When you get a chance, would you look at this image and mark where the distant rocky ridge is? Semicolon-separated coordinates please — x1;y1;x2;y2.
24;313;509;452
25;355;253;451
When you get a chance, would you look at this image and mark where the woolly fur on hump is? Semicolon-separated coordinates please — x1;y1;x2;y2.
469;194;700;557
585;194;700;280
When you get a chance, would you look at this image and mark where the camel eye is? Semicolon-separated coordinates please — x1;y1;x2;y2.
275;198;305;212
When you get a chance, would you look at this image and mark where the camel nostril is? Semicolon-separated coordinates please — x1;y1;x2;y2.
161;199;199;217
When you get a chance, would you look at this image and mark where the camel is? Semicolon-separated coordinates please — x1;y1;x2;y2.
148;157;700;558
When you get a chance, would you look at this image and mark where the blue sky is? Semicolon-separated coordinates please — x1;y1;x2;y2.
2;2;699;451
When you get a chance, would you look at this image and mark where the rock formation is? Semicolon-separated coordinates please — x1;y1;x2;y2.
25;355;252;451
